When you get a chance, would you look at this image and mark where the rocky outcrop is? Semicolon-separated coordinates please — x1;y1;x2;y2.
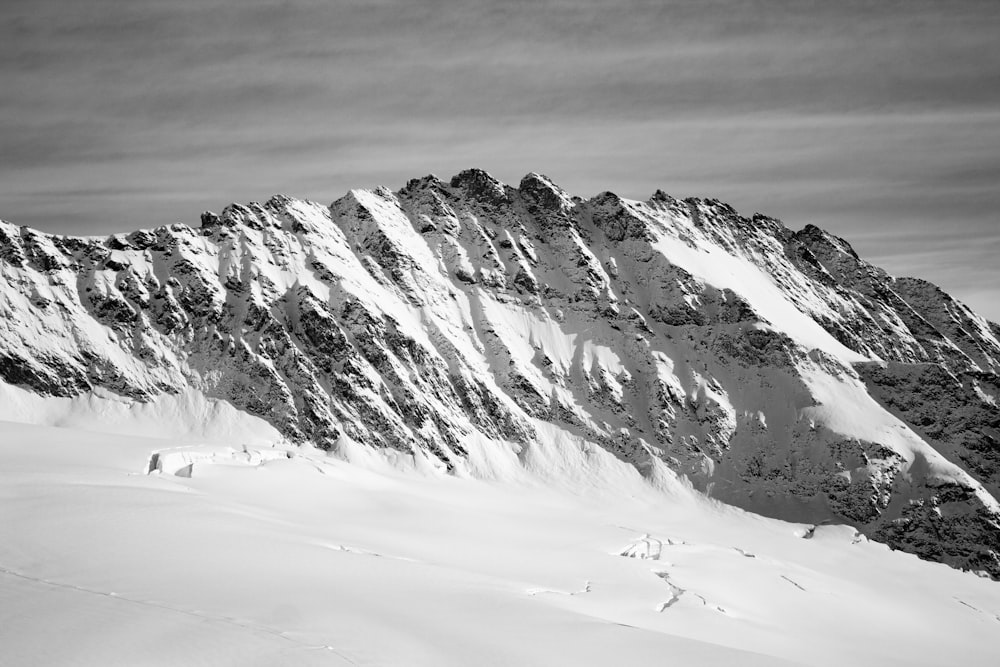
2;170;999;578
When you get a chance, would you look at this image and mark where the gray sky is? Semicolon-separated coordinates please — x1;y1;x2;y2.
2;0;998;321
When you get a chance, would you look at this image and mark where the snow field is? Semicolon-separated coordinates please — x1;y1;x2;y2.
2;404;1000;666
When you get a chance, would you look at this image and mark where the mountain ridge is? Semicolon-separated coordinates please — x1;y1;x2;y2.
2;168;999;577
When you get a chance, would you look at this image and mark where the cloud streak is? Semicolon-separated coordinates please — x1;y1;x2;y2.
1;0;998;319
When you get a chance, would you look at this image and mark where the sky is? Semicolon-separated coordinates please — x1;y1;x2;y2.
1;0;998;321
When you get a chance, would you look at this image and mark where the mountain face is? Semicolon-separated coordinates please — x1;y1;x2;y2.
2;169;999;577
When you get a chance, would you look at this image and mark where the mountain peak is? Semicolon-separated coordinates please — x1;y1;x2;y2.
2;171;999;578
518;172;574;211
449;168;509;206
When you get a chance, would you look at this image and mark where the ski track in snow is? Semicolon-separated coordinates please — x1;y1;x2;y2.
0;563;360;664
781;575;807;592
954;597;1000;623
321;543;418;563
4;408;1000;665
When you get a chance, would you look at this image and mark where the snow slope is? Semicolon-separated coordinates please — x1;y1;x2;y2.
3;413;1000;667
2;169;1000;578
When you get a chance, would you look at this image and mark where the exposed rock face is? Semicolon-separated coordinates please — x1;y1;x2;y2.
2;169;999;577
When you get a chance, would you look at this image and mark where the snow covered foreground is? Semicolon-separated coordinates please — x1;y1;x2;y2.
2;392;1000;667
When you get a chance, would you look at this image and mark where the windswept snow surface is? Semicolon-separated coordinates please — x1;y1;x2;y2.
2;406;1000;666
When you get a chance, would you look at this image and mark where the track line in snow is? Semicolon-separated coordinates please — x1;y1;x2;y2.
780;575;806;592
954;597;1000;623
955;597;981;612
0;564;360;665
320;543;419;563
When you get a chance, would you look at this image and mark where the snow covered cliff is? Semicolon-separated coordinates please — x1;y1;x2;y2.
2;169;999;577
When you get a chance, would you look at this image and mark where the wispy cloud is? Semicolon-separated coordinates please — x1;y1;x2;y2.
1;0;998;318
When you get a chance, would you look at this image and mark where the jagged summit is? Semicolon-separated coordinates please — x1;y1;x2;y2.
449;168;509;204
2;169;1000;578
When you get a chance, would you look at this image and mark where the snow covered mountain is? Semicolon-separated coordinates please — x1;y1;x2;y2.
2;168;999;579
